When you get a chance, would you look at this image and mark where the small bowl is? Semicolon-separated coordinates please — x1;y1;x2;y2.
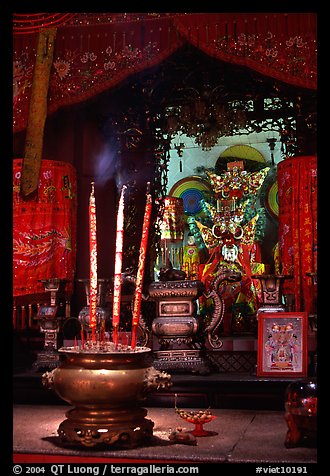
175;407;217;437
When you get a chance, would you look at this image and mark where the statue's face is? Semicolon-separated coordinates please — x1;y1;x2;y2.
222;244;238;263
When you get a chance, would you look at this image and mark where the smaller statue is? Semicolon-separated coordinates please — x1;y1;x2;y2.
182;234;200;280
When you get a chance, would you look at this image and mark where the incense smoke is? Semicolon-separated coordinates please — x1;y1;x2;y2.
93;141;116;186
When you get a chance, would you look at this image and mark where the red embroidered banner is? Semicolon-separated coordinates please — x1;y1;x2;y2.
277;156;317;314
173;13;316;90
13;159;77;297
13;13;317;134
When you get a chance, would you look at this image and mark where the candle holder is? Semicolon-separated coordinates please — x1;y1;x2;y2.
306;272;317;375
77;278;112;336
32;278;66;371
306;272;317;328
251;274;292;315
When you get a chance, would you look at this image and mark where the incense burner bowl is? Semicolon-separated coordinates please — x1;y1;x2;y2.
42;346;171;448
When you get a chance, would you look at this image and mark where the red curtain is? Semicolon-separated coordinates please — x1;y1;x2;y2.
277;156;317;315
13;13;317;133
13;15;181;133
13;159;77;297
173;13;316;90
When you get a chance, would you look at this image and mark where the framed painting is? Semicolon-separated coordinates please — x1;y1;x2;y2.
257;312;308;377
37;305;58;319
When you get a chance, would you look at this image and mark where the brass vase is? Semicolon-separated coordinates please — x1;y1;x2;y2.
42;346;171;448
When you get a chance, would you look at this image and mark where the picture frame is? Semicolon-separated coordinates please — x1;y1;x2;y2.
257;312;308;377
37;305;58;319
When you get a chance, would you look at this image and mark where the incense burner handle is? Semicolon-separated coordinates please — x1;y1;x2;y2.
144;367;172;393
42;369;56;390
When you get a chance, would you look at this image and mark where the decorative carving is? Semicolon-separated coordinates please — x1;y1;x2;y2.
144;367;172;393
149;279;210;373
57;413;154;449
41;369;55;390
204;265;242;348
149;280;204;299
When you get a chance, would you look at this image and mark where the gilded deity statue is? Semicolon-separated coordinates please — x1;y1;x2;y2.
193;161;270;335
182;234;200;280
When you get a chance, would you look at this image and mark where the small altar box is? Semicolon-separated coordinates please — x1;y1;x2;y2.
227;160;244;171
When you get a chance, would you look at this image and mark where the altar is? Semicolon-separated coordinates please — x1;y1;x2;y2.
13;404;317;465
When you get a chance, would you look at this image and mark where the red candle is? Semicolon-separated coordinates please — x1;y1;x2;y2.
89;181;98;342
131;183;152;349
112;184;127;346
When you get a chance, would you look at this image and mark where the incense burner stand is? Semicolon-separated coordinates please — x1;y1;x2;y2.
32;278;66;371
149;280;211;374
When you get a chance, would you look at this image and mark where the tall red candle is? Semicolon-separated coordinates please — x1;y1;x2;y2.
112;184;127;346
89;181;98;342
131;183;152;349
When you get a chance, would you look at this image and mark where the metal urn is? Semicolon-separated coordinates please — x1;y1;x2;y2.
148;279;211;374
42;346;171;448
77;278;112;335
251;274;291;314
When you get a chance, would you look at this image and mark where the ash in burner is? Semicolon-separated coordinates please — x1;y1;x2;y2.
59;342;150;354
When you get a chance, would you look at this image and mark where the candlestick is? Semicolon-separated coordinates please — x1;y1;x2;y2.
100;320;105;344
81;327;85;349
21;305;26;330
112;184;127;346
89;181;98;342
131;183;152;349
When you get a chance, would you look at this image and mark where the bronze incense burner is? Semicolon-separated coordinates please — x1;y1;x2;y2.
42;345;171;448
149;279;210;373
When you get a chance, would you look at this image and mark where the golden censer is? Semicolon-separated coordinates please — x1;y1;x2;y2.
42;345;172;448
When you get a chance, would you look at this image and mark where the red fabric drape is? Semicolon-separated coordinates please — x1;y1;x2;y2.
13;16;182;133
277;156;317;314
13;13;76;34
13;159;77;297
173;13;317;90
13;13;317;134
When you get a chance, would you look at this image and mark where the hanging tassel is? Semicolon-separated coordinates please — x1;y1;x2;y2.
179;158;183;173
